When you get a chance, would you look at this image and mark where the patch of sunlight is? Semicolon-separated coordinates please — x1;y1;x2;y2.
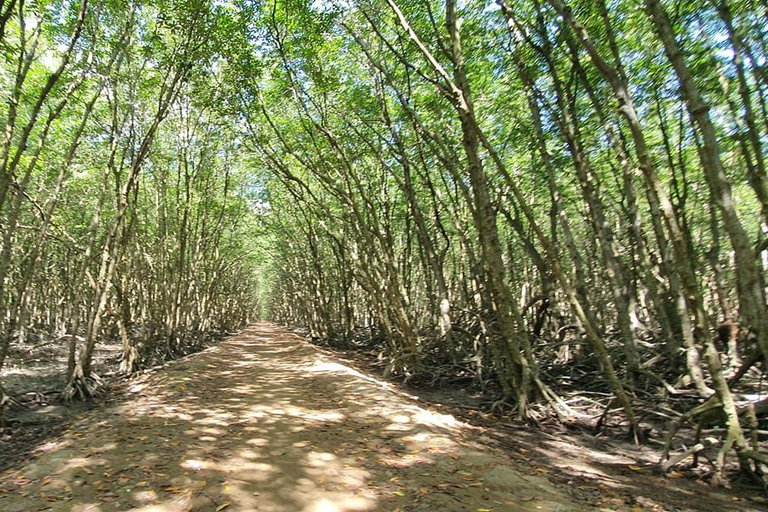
404;432;431;442
195;413;235;426
306;498;339;512
307;361;348;373
306;451;336;465
91;442;119;453
2;367;39;376
181;459;208;470
133;489;159;503
411;409;460;429
236;448;263;459
132;501;191;512
135;403;198;422
225;384;260;394
245;404;345;422
128;382;148;393
36;437;72;454
296;476;319;488
382;422;412;432
303;495;376;511
141;453;160;464
305;360;401;393
73;503;106;511
389;414;410;424
170;412;194;421
288;406;344;422
375;451;427;469
209;460;275;481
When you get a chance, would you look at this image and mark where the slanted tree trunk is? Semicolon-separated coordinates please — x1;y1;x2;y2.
645;0;768;374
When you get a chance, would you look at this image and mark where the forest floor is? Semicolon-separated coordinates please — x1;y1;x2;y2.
0;324;764;512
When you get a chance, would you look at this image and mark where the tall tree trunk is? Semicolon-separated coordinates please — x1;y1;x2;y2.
645;0;768;374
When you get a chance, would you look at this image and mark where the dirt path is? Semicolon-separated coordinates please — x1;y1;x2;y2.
0;324;745;511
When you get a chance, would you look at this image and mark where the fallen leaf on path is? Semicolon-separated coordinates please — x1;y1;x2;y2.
215;502;231;511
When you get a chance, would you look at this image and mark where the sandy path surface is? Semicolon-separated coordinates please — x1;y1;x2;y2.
0;323;598;511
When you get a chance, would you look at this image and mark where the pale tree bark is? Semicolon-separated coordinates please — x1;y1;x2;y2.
645;0;768;387
262;15;422;372
66;45;195;398
715;0;768;225
545;0;717;396
493;0;639;431
443;0;534;412
548;0;752;472
526;12;641;377
0;0;90;389
375;88;453;346
0;0;88;214
0;0;17;43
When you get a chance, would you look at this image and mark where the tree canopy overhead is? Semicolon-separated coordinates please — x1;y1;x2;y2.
1;0;768;482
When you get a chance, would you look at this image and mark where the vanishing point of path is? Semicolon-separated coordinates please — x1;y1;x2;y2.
0;324;595;511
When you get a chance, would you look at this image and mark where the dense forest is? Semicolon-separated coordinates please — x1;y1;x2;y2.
1;0;768;487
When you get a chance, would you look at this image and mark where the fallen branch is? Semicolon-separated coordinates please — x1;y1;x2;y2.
661;437;719;472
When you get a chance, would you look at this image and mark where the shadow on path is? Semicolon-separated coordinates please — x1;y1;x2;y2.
0;323;586;511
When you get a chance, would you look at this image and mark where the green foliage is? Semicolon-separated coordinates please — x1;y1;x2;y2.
1;0;768;472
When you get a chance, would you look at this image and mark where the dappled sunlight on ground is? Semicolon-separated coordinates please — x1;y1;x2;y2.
0;323;588;511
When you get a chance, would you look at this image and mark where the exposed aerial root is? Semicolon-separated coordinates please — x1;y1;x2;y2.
64;373;103;401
